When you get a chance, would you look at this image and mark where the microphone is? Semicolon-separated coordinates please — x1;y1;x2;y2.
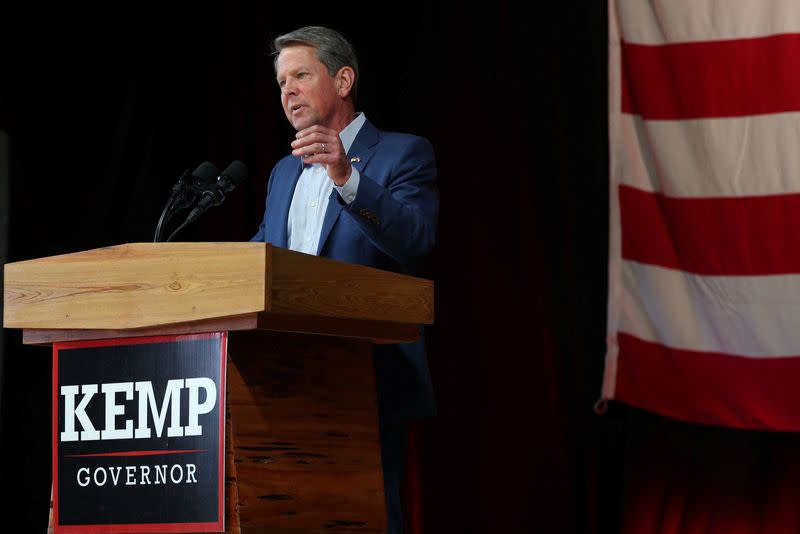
165;160;248;242
172;161;219;210
186;160;248;223
154;162;219;242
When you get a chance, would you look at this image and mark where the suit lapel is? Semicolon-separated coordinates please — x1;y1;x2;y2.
316;188;345;255
271;157;304;248
315;120;380;255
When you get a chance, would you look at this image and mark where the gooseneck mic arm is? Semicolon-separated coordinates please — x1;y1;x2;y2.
154;169;189;243
154;161;218;242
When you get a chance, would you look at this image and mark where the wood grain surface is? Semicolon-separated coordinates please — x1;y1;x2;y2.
22;313;259;344
4;242;266;329
269;247;433;325
227;331;386;533
20;312;418;346
4;243;434;334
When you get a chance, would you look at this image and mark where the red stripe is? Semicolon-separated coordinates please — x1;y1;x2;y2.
52;346;59;530
217;332;227;531
65;449;207;458
615;332;800;430
620;185;800;275
55;521;221;533
621;33;800;119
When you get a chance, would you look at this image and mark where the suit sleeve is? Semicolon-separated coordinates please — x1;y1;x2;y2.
341;136;439;265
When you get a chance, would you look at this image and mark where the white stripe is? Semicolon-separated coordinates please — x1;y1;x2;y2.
604;0;623;399
616;0;800;45
617;113;800;197
619;260;800;358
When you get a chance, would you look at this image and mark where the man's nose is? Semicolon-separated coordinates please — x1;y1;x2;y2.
282;78;297;95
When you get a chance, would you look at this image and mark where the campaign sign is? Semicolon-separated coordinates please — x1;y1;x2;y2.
52;333;226;533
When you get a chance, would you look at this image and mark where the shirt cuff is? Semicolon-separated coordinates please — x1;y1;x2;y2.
333;167;360;204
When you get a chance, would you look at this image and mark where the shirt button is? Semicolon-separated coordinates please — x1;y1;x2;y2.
310;201;317;207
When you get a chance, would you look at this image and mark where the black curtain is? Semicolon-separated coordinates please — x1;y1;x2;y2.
0;2;626;531
0;127;8;497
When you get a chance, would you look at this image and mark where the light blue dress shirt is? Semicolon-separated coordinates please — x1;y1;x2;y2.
287;112;365;254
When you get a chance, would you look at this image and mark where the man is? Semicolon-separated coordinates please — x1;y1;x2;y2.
251;26;439;534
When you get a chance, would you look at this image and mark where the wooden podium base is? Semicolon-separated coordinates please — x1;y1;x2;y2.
9;243;425;534
226;331;385;533
48;330;386;534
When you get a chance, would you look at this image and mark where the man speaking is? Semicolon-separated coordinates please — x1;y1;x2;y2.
251;25;439;534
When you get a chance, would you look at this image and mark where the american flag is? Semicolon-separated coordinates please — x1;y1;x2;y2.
604;1;800;430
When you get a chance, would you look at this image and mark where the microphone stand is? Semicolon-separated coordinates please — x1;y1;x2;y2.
154;195;178;242
154;169;190;243
165;216;196;243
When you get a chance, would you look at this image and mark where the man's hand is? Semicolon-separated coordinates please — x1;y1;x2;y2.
292;125;352;186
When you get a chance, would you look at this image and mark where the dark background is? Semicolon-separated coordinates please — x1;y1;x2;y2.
7;2;786;533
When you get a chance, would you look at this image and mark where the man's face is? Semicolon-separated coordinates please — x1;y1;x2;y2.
276;44;341;131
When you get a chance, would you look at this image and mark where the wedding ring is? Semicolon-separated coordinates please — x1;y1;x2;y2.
320;143;326;153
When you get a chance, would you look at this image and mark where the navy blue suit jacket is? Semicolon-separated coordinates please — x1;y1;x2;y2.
251;119;439;422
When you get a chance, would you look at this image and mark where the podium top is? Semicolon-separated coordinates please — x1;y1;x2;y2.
3;242;433;331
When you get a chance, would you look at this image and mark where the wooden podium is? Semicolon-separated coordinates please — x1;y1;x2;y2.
3;242;434;534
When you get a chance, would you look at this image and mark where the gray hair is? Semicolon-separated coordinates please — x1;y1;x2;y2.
272;26;359;99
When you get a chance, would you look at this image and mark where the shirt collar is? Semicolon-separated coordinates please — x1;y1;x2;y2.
339;112;367;154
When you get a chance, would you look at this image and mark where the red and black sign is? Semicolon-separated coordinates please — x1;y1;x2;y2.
52;333;226;533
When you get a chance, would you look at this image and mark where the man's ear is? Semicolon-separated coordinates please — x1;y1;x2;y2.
336;66;356;98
